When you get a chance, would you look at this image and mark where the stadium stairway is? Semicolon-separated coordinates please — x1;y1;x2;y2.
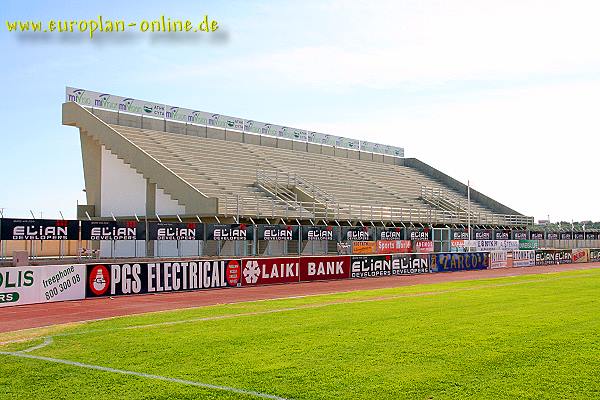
63;102;529;225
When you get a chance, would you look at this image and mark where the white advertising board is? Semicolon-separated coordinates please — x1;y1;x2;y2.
0;264;86;307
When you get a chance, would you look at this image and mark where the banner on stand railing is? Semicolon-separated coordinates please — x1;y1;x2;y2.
377;227;404;240
81;220;145;241
301;226;336;241
257;225;300;241
342;226;374;241
0;218;79;241
147;222;203;241
206;224;253;241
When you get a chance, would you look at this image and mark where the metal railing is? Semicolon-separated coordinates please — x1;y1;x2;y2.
256;170;337;204
219;195;534;226
256;170;298;203
421;186;469;213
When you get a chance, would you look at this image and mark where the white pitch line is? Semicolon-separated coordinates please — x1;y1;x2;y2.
51;272;596;338
0;271;595;400
18;336;53;353
0;350;289;400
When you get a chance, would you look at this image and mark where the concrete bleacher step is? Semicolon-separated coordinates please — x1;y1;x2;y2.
107;122;501;222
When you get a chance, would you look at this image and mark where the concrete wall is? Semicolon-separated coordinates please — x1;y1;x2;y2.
245;132;261;145
260;136;277;148
225;130;244;143
142;116;164;131
99;146;147;257
207;127;225;140
117;113;142;128
88;108;405;166
100;146;146;217
277;138;293;150
403;157;522;216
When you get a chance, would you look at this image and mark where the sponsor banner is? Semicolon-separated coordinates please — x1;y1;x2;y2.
66;87;165;118
359;140;375;153
494;230;511;240
352;241;377;255
257;225;299;241
342;226;373;241
560;232;573;240
465;240;519;251
81;220;145;241
1;264;85;307
301;225;336;241
165;106;206;125
147;222;203;241
207;113;244;130
206;224;253;241
572;248;589;263
385;145;404;157
585;232;598;240
573;232;585;240
535;249;572;265
513;250;536;267
530;231;545;240
0;218;79;241
337;242;352;255
473;229;493;240
430;252;489;272
518;240;539;250
86;259;241;297
67;88;404;158
556;249;572;264
414;240;434;253
512;231;529;240
450;240;465;252
407;228;432;241
307;131;336;147
546;232;559;240
589;249;600;262
535;249;555;265
299;256;351;281
241;257;299;286
451;229;469;240
350;254;430;278
335;136;360;151
376;240;412;254
490;250;508;269
377;227;404;240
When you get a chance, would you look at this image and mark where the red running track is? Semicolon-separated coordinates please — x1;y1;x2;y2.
1;263;598;333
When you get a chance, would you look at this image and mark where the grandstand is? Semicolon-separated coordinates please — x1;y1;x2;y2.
62;88;533;256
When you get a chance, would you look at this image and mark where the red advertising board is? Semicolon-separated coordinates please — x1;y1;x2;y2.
299;256;351;282
414;240;434;253
376;240;412;254
241;257;300;286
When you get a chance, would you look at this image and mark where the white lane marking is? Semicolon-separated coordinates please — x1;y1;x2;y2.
2;271;596;346
49;272;596;338
18;336;53;353
3;265;597;340
0;351;289;400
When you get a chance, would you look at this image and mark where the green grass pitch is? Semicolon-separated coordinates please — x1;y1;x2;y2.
1;268;599;399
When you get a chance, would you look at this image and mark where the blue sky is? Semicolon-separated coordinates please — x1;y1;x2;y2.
1;0;600;221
